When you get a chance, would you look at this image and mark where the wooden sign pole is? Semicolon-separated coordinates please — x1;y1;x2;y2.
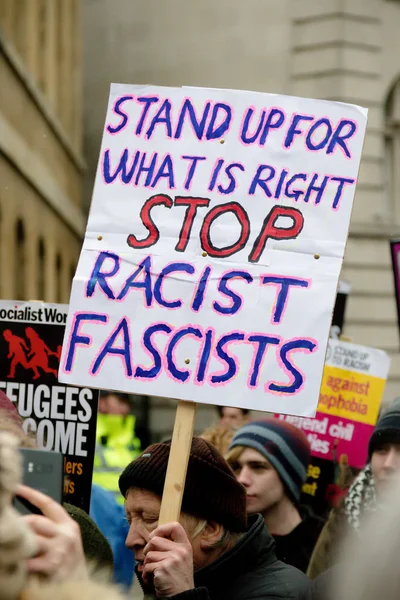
159;400;197;525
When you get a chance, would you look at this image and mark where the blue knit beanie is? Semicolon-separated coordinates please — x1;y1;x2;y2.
228;418;310;503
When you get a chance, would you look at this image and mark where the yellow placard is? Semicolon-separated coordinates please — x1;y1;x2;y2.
317;365;385;426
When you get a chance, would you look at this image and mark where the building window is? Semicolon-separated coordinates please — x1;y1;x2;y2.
0;206;2;297
38;0;47;93
56;253;62;303
37;238;46;300
70;264;75;284
15;219;26;301
385;78;400;222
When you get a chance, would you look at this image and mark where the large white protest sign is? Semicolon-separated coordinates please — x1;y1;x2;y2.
59;84;367;417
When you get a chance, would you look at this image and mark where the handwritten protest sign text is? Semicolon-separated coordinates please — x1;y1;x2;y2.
60;85;368;417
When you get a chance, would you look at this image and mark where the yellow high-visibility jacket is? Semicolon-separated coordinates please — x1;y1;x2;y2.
93;414;141;504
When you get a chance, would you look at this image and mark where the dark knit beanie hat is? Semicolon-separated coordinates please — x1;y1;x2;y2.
119;436;247;532
228;418;310;503
368;398;400;459
65;503;114;571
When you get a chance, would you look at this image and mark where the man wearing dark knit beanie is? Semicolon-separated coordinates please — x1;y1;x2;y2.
308;398;400;584
368;397;400;493
119;436;311;599
226;419;324;573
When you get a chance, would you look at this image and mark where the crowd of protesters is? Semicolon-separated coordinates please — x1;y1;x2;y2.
2;389;400;600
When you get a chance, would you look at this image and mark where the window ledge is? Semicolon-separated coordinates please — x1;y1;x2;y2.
0;27;86;173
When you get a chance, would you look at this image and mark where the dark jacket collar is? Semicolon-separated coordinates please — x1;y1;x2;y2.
136;514;276;597
194;514;276;589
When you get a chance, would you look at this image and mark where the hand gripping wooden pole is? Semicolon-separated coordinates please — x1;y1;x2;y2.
158;400;197;525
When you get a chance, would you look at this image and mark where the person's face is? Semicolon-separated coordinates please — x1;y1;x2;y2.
230;448;285;515
371;442;400;492
219;407;247;429
125;488;205;574
99;394;130;415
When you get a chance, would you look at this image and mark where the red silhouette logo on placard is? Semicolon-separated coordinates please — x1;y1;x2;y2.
3;327;58;380
3;330;30;377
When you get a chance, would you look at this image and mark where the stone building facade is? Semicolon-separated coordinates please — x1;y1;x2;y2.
82;0;400;439
0;0;85;304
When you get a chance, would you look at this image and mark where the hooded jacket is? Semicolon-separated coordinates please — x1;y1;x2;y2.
139;514;312;600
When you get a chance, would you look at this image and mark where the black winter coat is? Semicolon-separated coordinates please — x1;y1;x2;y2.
168;515;312;600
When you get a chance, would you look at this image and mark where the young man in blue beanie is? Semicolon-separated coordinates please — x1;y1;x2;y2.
226;418;324;573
